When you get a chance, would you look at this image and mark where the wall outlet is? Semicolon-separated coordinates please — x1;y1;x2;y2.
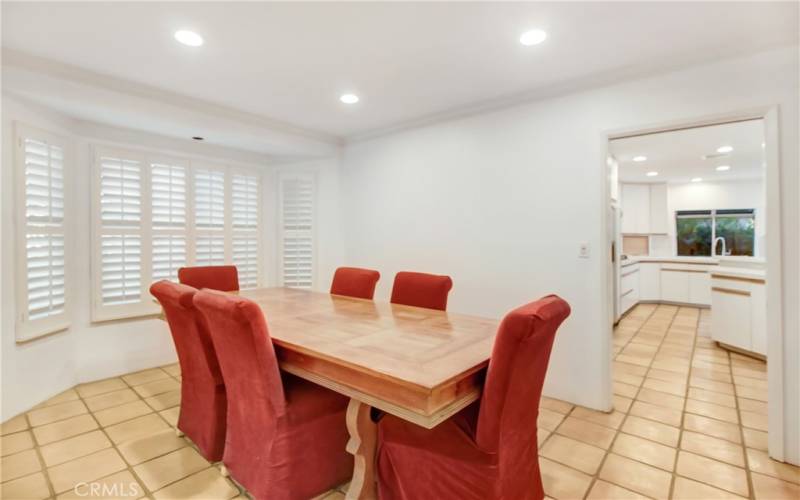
579;242;590;258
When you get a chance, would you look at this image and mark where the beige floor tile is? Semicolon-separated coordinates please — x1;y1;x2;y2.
556;416;617;449
672;477;747;499
118;428;188;466
685;399;739;424
746;449;800;484
642;378;686;397
1;415;29;435
162;363;181;377
620;415;680;447
732;366;766;380
540;434;606;475
540;457;593;500
636;388;685;411
27;400;88;427
687;387;736;408
733;374;768;390
47;448;127;493
750;472;800;500
56;470;145;499
599;453;672;499
679;430;745;467
743;428;769;451
152;467;239;499
133;447;210;492
1;449;42;482
123;368;171;387
145;390;182;411
572;407;626;429
615;361;649;377
39;430;112;467
683;413;741;444
34;389;80;408
537;428;550;448
31;414;99;446
0;471;51;499
629;401;682;427
614;371;644;387
1;430;35;456
586;480;651;499
614;395;633;413
105;413;169;444
740;410;768;431
538;408;566;432
738;397;767;415
160;407;181;427
132;378;181;398
612;433;676;471
94;400;153;427
83;388;140;412
76;378;127;398
691;368;733;383
689;377;735;395
676;451;748;497
614;381;640;398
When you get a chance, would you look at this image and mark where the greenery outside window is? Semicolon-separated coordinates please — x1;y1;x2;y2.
676;209;755;257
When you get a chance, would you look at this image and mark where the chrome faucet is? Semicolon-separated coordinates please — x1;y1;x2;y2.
713;236;728;257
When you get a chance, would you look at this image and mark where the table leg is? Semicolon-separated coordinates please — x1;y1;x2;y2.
345;399;378;500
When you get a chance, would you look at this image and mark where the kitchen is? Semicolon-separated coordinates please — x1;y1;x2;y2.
610;119;767;358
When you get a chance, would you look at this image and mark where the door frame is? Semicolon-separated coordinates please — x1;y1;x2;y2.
601;106;784;461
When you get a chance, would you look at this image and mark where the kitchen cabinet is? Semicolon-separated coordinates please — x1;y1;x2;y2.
621;184;650;234
660;269;689;303
619;263;640;315
639;263;661;301
688;272;711;305
710;274;767;357
648;184;668;234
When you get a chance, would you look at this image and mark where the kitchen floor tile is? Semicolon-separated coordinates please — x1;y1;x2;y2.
599;453;672;499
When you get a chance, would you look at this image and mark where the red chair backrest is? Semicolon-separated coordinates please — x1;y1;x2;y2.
330;267;381;300
178;266;239;292
475;295;570;495
193;289;287;428
150;280;223;385
390;271;453;311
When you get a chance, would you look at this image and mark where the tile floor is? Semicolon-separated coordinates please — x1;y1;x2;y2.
1;304;798;499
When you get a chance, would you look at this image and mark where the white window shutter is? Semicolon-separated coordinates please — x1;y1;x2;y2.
15;127;71;341
194;168;225;229
100;234;142;305
279;174;314;289
151;162;187;281
231;172;260;288
195;234;226;266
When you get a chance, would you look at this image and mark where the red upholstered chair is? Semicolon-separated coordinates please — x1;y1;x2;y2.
178;265;239;291
330;267;381;299
149;280;226;462
377;295;571;500
193;289;353;500
390;271;453;311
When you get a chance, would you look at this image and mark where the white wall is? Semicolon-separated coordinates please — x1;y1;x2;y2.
341;46;799;463
648;179;766;257
1;95;345;419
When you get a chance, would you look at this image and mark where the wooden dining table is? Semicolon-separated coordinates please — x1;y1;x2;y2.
196;287;498;499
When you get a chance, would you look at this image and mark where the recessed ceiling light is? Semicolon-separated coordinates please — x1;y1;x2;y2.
646;171;659;177
691;177;703;183
716;145;733;153
632;155;647;162
716;165;731;171
174;30;204;47
340;93;359;104
519;29;547;46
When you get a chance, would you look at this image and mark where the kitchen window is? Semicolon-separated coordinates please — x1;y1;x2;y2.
676;209;755;257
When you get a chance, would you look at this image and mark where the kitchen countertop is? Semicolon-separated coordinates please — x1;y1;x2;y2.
710;266;766;280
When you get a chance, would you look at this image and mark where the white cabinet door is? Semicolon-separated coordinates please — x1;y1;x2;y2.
711;288;752;351
621;184;650;234
649;184;668;234
688;272;711;306
750;284;767;355
661;270;689;302
639;263;661;301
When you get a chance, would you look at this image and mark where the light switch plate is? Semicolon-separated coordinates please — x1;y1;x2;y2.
579;242;590;258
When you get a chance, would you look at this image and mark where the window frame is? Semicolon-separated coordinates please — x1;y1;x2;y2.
90;145;264;322
675;208;757;257
14;122;72;342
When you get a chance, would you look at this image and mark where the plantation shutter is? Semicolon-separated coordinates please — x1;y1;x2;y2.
279;173;314;288
151;162;187;281
231;172;260;288
16;127;71;340
194;167;227;266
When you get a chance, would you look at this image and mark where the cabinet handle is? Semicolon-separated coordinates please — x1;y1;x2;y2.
711;287;751;297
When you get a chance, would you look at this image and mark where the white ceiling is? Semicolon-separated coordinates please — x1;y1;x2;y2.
611;119;765;184
2;2;798;156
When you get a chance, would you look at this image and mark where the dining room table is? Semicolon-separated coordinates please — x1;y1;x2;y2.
190;287;499;499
